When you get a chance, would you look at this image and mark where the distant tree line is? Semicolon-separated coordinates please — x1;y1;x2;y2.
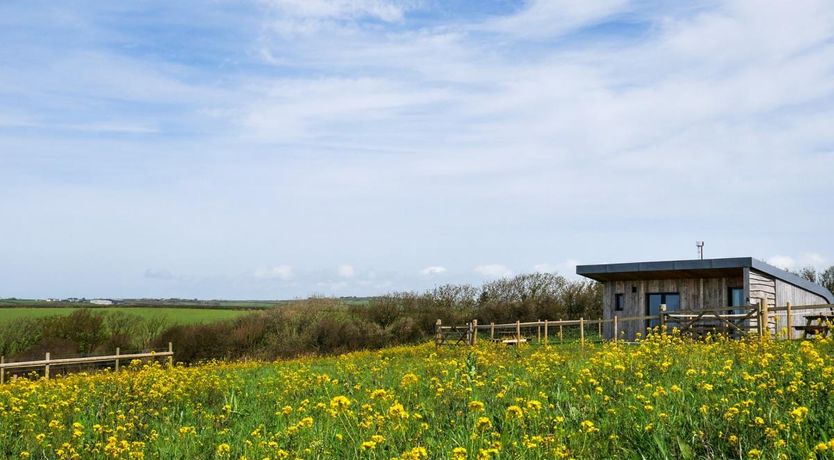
792;265;834;293
1;273;600;364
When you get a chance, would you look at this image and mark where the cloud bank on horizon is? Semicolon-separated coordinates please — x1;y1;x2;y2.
1;0;833;299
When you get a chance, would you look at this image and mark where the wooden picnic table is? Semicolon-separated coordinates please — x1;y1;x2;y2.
491;330;528;345
794;314;834;339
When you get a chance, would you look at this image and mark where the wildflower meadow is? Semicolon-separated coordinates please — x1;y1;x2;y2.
1;333;833;459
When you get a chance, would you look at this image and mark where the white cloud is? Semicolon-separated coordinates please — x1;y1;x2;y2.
474;264;513;278
419;266;447;276
533;263;556;273
337;264;356;278
484;0;628;39
254;265;294;281
265;0;411;22
769;253;828;271
533;260;580;277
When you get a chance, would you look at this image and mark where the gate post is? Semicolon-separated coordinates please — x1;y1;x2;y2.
786;302;793;340
435;319;442;347
544;320;549;345
659;304;667;333
471;320;478;345
44;352;50;380
613;316;618;343
580;317;585;347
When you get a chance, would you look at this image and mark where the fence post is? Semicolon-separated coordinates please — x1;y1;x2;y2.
659;304;667;333
598;319;602;339
115;347;120;372
786;302;793;340
537;320;541;343
44;352;50;380
580;317;585;347
167;342;173;367
613;315;618;343
1;355;4;385
758;299;768;340
544;320;549;345
490;322;495;340
471;320;478;345
435;319;442;346
516;320;521;341
559;319;563;342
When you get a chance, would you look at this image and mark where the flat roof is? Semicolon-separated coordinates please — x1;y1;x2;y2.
576;257;834;303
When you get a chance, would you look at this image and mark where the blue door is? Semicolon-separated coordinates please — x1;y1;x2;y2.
647;293;680;328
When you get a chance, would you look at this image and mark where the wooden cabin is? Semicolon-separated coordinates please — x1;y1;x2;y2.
576;257;834;340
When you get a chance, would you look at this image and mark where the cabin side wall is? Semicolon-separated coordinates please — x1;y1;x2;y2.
773;278;829;338
603;276;743;340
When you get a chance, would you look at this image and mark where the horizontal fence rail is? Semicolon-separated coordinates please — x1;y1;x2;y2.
0;342;173;384
435;301;834;346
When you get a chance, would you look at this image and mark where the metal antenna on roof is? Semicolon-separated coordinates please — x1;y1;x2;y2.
696;241;704;260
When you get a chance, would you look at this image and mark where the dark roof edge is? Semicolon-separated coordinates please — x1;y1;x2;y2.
750;258;834;304
575;257;754;277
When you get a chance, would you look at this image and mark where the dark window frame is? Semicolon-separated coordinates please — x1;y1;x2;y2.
614;293;625;311
646;292;681;328
727;287;744;307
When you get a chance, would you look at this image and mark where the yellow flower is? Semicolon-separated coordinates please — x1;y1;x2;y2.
361;441;377;450
388;402;410;420
452;447;467;460
468;400;485;411
400;373;419;387
475;417;493;431
330;396;351;412
505;405;524;420
401;447;428;460
580;420;598;433
216;443;231;456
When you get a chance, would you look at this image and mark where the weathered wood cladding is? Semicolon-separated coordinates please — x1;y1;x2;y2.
602;269;831;340
748;270;776;309
603;276;742;339
773;278;829;338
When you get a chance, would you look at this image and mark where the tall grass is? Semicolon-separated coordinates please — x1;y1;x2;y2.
2;333;833;459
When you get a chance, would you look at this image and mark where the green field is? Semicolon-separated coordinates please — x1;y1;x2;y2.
0;307;252;325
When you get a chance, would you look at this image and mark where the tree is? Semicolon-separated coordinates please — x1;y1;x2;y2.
798;266;817;283
820;265;834;293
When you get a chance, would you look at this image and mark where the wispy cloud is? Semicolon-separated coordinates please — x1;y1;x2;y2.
1;0;833;298
254;265;294;281
419;266;447;276
337;264;356;279
474;264;513;279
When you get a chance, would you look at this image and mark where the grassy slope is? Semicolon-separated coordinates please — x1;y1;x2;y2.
1;335;833;459
0;307;251;325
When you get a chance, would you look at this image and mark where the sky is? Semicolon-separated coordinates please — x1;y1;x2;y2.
1;0;833;299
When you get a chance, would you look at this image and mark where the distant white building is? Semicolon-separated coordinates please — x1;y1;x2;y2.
90;299;114;306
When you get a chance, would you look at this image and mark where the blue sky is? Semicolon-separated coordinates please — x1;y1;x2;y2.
1;0;833;299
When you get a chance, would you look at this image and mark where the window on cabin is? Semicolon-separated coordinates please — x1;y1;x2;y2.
614;293;625;311
646;293;680;328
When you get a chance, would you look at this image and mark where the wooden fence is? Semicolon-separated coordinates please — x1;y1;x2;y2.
435;301;834;346
0;343;173;384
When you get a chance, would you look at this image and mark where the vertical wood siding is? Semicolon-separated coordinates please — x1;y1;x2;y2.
603;276;742;340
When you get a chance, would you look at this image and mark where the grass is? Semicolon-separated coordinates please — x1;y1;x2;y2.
0;307;251;325
1;332;833;459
